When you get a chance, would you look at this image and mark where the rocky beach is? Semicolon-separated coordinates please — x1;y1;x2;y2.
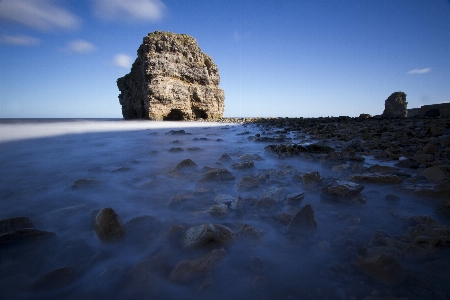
0;115;449;300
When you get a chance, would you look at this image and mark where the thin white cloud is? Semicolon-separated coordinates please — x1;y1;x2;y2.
0;0;80;31
407;68;431;74
113;54;133;69
0;34;40;45
63;39;97;54
93;0;165;22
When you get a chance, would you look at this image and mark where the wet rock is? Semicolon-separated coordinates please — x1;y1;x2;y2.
237;176;260;191
305;143;335;154
239;154;255;161
173;159;198;170
199;168;235;183
230;196;244;211
301;171;323;189
422;166;446;182
423;143;437;154
207;204;229;218
29;266;77;291
237;224;265;243
353;253;406;288
254;197;278;210
264;144;307;156
71;178;101;189
168;194;194;210
170;248;227;284
321;181;365;200
94;208;125;242
369;164;398;173
231;160;254;170
218;153;233;163
0;216;34;235
214;194;235;205
278;213;294;226
168;147;184;152
262;187;288;202
285;193;305;206
436;202;450;217
395;158;419;168
381;91;408;118
347;173;402;184
182;223;235;250
166;129;190;135
193;188;214;196
286;204;317;236
0;228;55;246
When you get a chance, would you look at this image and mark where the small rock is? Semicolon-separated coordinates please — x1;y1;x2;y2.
285;193;305;206
395;158;419;168
169;248;227;284
168;194;193;210
422;166;446;182
29;266;77;291
353;253;406;288
286;204;317;236
239;154;255;161
0;216;34;235
230;196;244;211
94;208;125;242
231;161;254;170
214;194;235;205
237;176;260;191
71;178;101;189
250;256;265;272
0;228;55;246
301;171;323;189
182;223;235;250
199;168;235;183
218;153;233;163
423;143;437;154
321;181;365;200
173;159;197;170
347;173;402;184
237;224;265;243
207;204;229;218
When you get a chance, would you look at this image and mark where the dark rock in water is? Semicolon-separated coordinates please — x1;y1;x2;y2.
207;204;229;218
0;228;55;246
347;173;402;184
168;147;184;152
422;166;446;182
117;31;224;120
29;266;77;291
182;223;235;250
237;224;265;244
199;168;235;183
264;144;307;156
321;181;365;200
94;208;125;242
173;158;198;170
301;171;323;189
123;215;162;242
250;256;265;272
353;254;406;288
236;176;260;191
262;187;288;202
286;204;317;236
168;194;194;210
0;216;34;235
166;129;191;135
218;153;233;163
382;91;408;118
71;178;101;189
230;160;254;170
170;248;227;284
305;143;335;154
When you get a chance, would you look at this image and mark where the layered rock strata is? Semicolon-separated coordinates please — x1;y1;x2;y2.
117;31;225;120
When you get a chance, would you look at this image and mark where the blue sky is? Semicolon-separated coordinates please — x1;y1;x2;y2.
0;0;449;118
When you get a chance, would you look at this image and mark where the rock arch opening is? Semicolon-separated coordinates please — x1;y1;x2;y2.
164;109;184;121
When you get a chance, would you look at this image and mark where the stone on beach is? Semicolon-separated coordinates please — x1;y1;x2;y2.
207;204;229;218
0;216;34;235
301;171;323;189
422;166;446;182
286;204;317;236
236;176;260;191
199;168;235;183
182;223;235;250
94;208;126;242
321;181;365;200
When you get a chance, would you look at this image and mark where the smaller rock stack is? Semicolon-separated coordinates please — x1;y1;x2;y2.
382;92;408;118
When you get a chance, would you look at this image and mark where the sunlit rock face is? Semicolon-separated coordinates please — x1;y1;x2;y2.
117;31;225;120
382;92;408;118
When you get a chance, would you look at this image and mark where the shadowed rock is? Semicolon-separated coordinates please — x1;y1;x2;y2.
0;228;55;246
0;216;34;235
382;91;408;118
286;204;317;236
29;266;77;291
182;224;235;250
94;208;125;242
353;254;406;288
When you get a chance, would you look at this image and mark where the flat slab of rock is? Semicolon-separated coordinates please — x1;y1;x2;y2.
0;228;55;246
353;253;406;288
182;224;235;250
321;181;365;199
94;208;125;242
347;173;402;184
29;266;77;291
0;216;34;235
170;248;227;284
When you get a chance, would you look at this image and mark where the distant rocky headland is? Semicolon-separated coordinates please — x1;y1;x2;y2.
117;31;224;120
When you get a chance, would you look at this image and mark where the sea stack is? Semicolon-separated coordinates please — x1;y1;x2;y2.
117;31;225;120
382;92;408;118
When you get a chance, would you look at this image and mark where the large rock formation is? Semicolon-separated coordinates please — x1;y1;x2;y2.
117;31;225;120
382;92;408;118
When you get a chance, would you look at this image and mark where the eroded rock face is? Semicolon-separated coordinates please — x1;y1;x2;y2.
382;92;408;118
117;31;225;120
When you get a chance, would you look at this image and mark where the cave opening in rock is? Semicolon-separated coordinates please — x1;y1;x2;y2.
164;109;184;121
193;109;208;119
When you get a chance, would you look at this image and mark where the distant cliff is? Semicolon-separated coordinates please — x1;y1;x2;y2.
408;103;450;117
117;31;225;120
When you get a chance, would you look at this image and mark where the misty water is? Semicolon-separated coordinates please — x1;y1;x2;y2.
0;119;448;300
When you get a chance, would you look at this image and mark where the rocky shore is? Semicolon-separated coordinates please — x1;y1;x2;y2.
1;116;449;300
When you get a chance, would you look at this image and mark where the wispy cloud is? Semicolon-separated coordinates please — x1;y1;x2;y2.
93;0;166;22
0;34;40;46
407;68;431;74
63;39;97;54
112;54;133;69
0;0;80;31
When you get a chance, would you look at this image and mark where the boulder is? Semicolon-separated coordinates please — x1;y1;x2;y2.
182;223;235;250
321;181;365;200
117;31;225;120
207;204;229;218
199;168;235;183
0;216;34;235
353;254;406;288
381;92;408;118
170;248;227;284
286;204;317;236
236;176;260;191
422;166;446;182
94;208;125;242
301;171;323;189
